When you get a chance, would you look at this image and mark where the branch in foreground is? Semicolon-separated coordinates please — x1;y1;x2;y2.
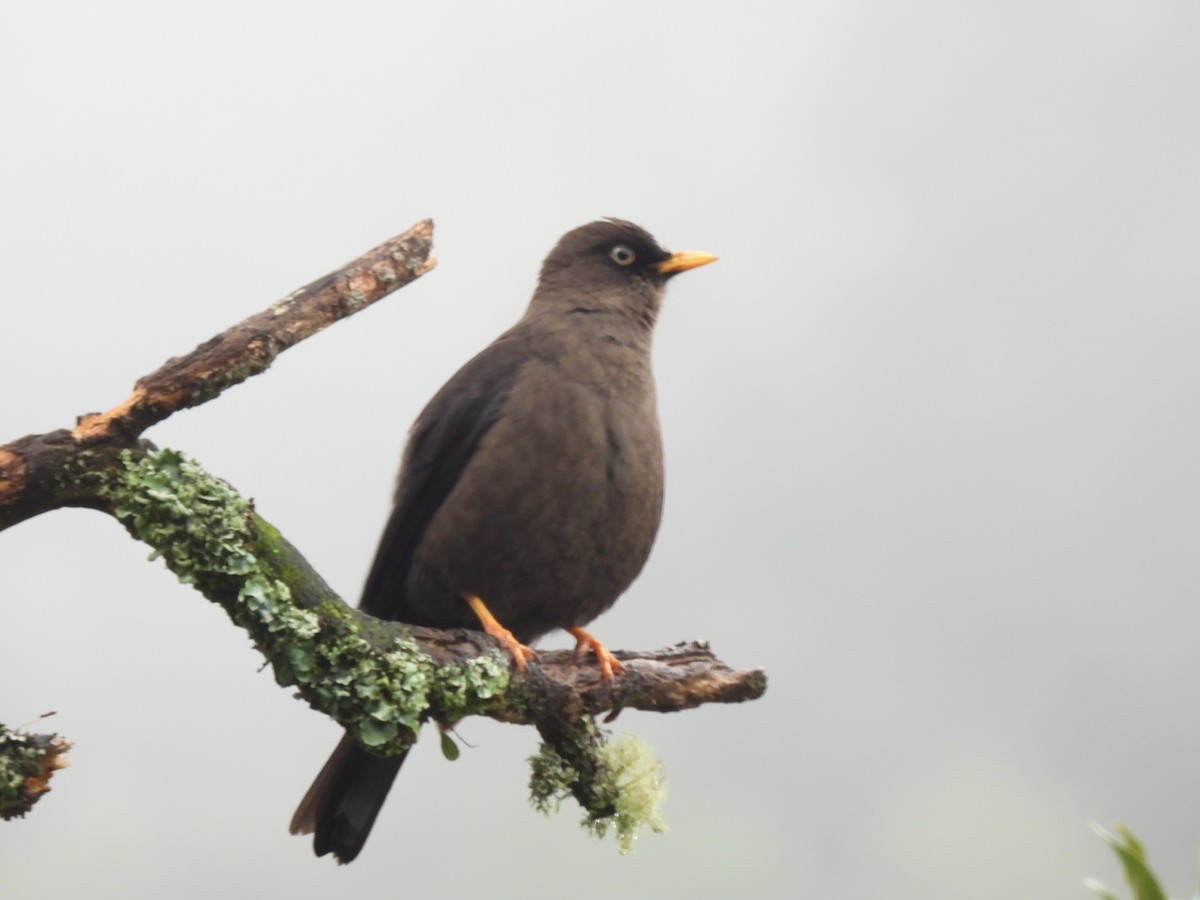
101;446;765;842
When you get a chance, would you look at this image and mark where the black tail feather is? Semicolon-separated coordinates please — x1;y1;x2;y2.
290;734;408;864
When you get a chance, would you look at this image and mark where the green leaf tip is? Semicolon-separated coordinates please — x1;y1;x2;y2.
1087;821;1170;900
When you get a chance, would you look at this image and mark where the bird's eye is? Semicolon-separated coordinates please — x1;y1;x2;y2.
609;245;637;266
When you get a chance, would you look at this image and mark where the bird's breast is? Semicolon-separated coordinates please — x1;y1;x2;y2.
407;357;664;640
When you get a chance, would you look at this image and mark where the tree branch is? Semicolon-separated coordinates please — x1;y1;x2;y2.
72;220;436;443
0;724;70;821
0;219;767;844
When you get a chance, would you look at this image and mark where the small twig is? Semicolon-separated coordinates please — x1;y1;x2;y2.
72;220;436;442
0;221;436;532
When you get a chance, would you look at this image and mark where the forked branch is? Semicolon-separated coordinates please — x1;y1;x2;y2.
0;219;766;837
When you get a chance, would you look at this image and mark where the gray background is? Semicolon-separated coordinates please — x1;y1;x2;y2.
3;3;1198;898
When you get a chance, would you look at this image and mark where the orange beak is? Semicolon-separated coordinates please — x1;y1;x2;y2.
655;250;718;275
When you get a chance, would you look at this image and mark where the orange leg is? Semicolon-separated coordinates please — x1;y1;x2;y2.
567;626;625;683
463;594;536;672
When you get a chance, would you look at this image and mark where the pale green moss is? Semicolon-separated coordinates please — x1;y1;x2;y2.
529;732;667;853
587;734;668;852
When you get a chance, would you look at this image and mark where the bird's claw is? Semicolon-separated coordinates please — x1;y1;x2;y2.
463;593;536;672
567;626;625;683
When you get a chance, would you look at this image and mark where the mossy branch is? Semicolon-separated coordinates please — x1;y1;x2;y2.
0;723;71;821
0;220;767;846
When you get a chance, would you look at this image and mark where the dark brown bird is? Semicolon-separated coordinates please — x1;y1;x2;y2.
290;219;716;863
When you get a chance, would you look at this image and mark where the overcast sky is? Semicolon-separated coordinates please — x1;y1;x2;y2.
3;3;1200;898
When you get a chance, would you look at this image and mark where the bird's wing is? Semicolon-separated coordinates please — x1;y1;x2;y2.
358;337;527;620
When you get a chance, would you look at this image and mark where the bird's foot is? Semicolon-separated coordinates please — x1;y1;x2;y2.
463;594;537;672
567;626;625;683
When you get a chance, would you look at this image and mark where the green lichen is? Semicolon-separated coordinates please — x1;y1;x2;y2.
99;447;510;757
529;732;667;853
430;650;510;720
303;632;435;747
104;447;320;644
528;743;580;815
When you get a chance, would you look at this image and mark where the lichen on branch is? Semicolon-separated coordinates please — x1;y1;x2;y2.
101;446;511;757
530;730;667;852
0;724;71;821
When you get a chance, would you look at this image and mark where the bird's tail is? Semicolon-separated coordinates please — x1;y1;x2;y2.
290;734;408;864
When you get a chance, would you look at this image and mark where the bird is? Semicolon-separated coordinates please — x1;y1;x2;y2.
290;218;716;863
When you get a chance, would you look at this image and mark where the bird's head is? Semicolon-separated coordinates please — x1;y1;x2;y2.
532;219;716;326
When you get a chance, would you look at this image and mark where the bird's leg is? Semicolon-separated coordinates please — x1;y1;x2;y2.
463;594;537;672
566;626;625;683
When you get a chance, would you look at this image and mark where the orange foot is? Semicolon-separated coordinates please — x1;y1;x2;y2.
567;627;625;683
463;594;536;672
